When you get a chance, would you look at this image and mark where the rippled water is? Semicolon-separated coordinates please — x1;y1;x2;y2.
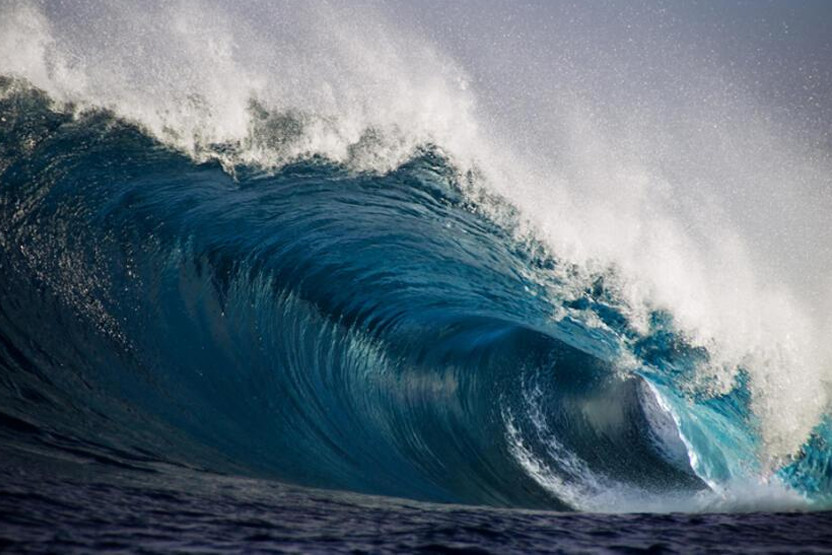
2;451;831;554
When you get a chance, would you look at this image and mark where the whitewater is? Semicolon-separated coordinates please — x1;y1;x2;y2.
1;1;831;552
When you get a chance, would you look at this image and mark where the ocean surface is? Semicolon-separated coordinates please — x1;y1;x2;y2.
2;2;832;552
3;449;832;554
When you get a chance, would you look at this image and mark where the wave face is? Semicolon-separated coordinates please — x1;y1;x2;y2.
0;80;829;512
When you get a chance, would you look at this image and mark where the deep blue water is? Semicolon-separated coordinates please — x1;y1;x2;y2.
1;79;831;552
3;448;832;554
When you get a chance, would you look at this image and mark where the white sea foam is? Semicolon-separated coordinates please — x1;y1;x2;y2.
1;0;829;471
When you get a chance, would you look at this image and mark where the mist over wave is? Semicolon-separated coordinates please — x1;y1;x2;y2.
1;0;831;512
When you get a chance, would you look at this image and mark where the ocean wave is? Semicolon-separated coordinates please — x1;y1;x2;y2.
1;80;829;511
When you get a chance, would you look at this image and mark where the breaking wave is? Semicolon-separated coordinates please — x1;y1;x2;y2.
1;1;830;512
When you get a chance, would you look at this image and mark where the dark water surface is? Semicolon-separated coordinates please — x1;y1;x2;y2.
2;449;831;554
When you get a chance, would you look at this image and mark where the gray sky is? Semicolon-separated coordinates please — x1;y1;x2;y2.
386;0;832;143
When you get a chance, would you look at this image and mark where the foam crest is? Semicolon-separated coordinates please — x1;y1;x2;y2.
0;1;480;170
